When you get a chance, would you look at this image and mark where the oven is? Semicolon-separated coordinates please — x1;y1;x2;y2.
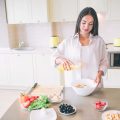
108;52;120;68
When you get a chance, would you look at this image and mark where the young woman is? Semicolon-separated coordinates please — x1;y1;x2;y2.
52;7;108;87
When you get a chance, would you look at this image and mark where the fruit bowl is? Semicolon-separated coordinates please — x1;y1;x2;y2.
95;99;108;112
58;103;76;115
72;78;97;96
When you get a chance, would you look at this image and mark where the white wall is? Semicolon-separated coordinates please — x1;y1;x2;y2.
24;20;120;48
99;20;120;43
0;0;9;48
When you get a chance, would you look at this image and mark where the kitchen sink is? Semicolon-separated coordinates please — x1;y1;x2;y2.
12;47;35;51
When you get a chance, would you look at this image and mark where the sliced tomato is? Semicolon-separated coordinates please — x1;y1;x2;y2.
29;97;35;102
19;95;30;103
22;101;31;108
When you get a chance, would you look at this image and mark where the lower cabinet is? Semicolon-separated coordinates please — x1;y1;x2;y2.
0;52;61;89
0;52;120;88
9;54;34;88
103;69;120;88
0;54;10;86
33;54;61;86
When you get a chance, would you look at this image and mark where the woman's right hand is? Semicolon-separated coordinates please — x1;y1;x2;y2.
55;57;74;71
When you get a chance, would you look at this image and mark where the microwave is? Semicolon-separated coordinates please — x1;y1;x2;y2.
108;52;120;68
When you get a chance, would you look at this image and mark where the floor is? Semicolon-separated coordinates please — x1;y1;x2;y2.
0;89;22;119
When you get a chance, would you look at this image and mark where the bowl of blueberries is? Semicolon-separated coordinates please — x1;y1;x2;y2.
58;103;76;115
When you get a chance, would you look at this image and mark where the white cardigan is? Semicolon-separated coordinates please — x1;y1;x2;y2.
52;34;108;86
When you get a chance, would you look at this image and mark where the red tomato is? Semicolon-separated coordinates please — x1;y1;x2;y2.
29;96;39;102
95;100;107;110
100;102;106;106
19;94;30;103
95;101;101;105
29;97;35;102
22;101;31;108
33;96;39;99
96;104;101;110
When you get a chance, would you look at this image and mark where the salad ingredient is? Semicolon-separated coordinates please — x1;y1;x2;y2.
28;95;51;111
95;100;107;111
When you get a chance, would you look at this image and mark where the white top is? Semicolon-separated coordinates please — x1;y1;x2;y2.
52;34;108;86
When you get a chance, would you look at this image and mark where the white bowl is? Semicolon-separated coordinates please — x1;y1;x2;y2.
72;79;97;96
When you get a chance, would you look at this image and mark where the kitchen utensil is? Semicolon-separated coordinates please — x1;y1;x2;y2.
26;83;38;95
57;63;82;72
72;79;97;96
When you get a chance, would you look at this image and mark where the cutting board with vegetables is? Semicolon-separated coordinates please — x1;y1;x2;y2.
19;94;51;111
31;85;64;103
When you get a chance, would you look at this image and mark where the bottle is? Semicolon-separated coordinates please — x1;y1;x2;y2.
50;36;59;48
57;63;82;72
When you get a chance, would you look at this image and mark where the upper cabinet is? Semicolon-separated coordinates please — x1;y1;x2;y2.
106;0;120;20
48;0;78;22
78;0;108;14
5;0;120;23
5;0;48;24
31;0;48;23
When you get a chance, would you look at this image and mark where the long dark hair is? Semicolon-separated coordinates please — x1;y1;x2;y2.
75;7;98;36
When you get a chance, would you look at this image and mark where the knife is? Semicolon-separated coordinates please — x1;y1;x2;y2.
26;82;38;95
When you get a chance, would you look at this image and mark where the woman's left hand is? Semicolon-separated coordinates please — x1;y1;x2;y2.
95;71;103;85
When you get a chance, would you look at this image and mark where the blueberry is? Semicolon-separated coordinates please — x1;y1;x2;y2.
59;103;75;114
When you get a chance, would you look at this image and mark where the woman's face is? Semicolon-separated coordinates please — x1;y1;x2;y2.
80;15;94;35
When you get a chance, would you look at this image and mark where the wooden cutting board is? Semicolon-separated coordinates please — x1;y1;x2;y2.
31;85;63;96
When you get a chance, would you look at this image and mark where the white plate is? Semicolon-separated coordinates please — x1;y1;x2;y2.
102;110;120;120
50;94;63;103
30;108;57;120
58;105;76;116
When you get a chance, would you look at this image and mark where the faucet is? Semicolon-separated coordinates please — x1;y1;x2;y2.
18;41;24;48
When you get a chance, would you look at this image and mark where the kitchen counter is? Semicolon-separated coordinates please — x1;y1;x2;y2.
1;88;120;120
0;47;56;54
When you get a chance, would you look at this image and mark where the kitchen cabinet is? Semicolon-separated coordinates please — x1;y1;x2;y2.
6;0;31;24
5;0;48;24
33;54;61;86
0;54;10;86
31;0;48;23
106;0;120;20
49;0;78;22
9;53;34;87
78;0;108;14
103;69;120;88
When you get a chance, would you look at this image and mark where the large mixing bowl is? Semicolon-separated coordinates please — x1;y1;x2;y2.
72;79;97;96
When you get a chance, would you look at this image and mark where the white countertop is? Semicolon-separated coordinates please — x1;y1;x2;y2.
107;46;120;52
0;47;57;54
